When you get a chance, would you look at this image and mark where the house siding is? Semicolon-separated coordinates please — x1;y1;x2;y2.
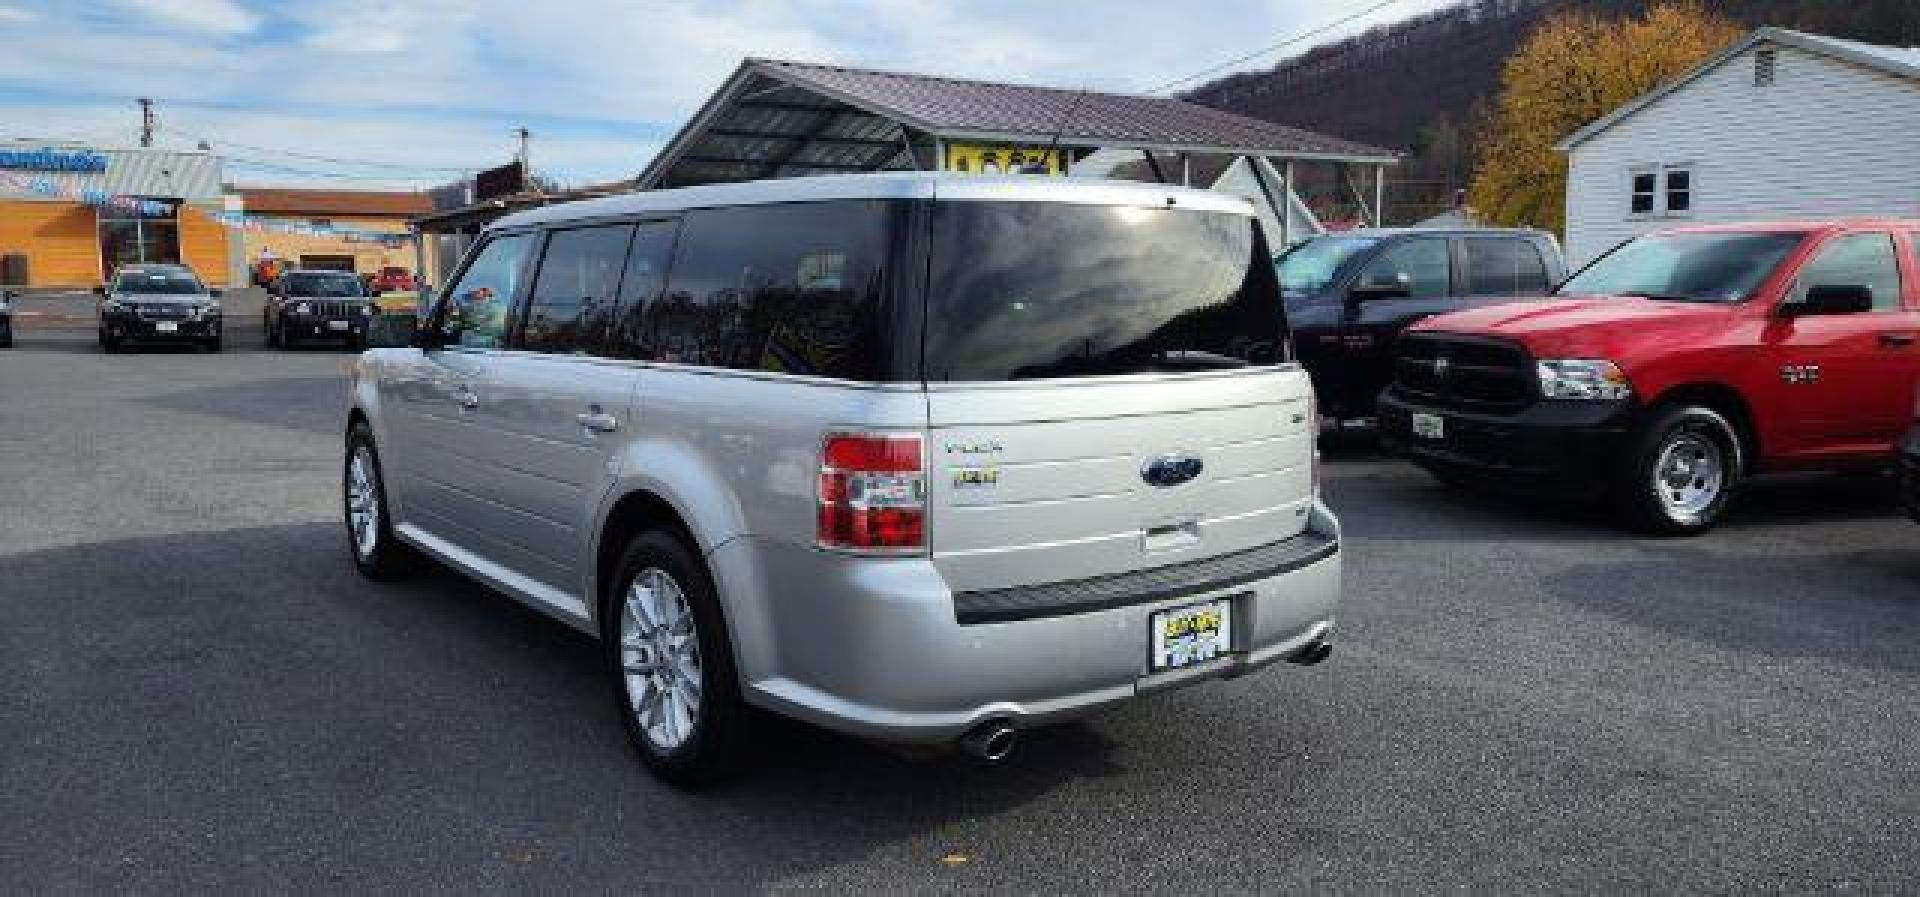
1565;42;1920;266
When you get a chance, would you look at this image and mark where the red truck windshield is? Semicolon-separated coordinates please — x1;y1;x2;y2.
1558;231;1806;303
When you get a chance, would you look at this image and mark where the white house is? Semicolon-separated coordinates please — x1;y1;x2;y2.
1557;27;1920;266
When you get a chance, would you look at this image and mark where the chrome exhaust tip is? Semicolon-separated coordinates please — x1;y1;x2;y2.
1288;639;1333;666
958;720;1017;762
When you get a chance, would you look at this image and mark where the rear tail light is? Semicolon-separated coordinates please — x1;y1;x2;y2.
818;433;926;552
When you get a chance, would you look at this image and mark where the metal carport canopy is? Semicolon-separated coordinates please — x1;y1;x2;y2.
638;58;1396;190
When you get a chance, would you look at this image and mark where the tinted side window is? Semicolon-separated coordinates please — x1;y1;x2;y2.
641;201;900;378
1356;238;1450;296
603;221;681;360
1465;238;1551;296
519;225;633;354
1796;233;1904;311
439;233;533;349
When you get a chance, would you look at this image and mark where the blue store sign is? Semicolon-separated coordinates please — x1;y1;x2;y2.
0;147;109;173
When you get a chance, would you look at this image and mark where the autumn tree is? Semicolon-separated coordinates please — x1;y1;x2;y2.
1467;2;1744;233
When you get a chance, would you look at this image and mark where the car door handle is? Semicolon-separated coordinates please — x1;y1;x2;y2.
454;388;479;409
1880;332;1916;348
576;411;619;433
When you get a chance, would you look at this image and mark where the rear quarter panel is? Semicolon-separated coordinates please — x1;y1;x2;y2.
593;367;927;676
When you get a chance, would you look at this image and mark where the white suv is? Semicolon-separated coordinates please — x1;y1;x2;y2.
344;173;1341;784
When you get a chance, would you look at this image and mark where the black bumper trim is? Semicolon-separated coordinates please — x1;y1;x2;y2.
952;530;1339;625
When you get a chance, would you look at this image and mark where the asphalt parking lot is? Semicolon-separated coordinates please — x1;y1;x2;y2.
4;293;1919;892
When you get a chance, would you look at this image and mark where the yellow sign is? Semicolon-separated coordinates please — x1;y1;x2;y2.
944;144;1066;176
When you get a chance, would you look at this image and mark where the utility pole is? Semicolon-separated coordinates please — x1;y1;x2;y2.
513;127;537;194
137;98;155;148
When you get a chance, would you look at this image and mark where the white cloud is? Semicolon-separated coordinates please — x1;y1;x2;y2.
115;0;261;36
0;5;39;23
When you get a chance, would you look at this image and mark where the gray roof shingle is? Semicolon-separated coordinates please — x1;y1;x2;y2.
749;59;1394;159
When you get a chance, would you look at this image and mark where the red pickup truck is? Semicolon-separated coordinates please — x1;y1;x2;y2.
1380;220;1920;533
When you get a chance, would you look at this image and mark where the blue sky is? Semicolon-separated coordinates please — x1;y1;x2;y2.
0;0;1455;189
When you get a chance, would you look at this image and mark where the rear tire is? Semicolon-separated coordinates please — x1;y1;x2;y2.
344;422;415;579
606;529;749;787
1616;404;1741;535
203;337;222;353
265;314;279;348
278;319;295;349
103;332;122;354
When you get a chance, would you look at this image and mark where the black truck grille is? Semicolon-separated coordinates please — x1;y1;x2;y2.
1394;333;1535;412
305;300;364;318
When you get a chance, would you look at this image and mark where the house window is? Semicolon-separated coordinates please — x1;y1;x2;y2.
1630;171;1658;215
1755;48;1776;86
1629;166;1693;217
1664;167;1692;214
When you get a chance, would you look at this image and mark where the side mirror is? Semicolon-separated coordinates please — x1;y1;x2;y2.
207;288;223;298
1350;272;1412;302
1784;284;1873;316
369;288;384;298
93;285;108;297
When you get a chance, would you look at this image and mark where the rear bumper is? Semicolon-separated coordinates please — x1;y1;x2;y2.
719;501;1343;745
1377;387;1636;496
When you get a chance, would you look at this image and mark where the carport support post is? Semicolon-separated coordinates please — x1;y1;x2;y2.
1374;163;1387;228
411;224;429;314
1180;153;1191;187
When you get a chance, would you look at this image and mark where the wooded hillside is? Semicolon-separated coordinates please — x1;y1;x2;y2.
1182;0;1920;224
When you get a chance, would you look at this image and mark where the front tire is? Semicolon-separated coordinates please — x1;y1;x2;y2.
1617;404;1741;535
606;530;749;787
344;422;413;579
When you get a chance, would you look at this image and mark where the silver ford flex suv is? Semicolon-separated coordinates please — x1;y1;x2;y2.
343;173;1342;784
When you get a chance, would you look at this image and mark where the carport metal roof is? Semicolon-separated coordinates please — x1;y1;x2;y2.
638;59;1396;190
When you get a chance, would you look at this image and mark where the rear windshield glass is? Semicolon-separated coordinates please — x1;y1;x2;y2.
284;273;364;297
114;272;204;294
923;202;1285;381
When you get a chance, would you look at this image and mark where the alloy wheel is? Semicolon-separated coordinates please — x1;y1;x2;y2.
620;567;704;752
345;447;381;560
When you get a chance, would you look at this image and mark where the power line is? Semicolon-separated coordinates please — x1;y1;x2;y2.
222;154;445;185
159;125;486;175
1140;0;1411;95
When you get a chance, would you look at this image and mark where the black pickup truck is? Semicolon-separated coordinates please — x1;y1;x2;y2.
1278;227;1566;428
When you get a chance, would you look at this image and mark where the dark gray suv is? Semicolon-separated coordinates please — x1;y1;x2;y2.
1278;227;1566;427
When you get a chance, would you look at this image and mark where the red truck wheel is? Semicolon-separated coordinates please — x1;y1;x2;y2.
1618;404;1743;535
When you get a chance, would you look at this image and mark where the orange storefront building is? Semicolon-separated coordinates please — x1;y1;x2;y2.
0;140;238;288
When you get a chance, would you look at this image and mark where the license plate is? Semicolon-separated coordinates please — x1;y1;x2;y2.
1412;412;1445;440
327;320;351;331
1150;598;1233;671
153;320;178;332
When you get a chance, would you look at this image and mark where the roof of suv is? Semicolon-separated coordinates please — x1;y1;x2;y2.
492;172;1256;231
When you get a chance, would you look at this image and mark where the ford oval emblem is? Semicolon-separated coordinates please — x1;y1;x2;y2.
1141;453;1204;488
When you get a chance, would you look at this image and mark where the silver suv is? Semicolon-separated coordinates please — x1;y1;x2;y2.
344;174;1342;783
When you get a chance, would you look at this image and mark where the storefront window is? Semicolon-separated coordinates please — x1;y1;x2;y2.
98;199;182;275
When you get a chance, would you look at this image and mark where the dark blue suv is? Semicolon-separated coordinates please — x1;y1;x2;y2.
1278;227;1567;427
